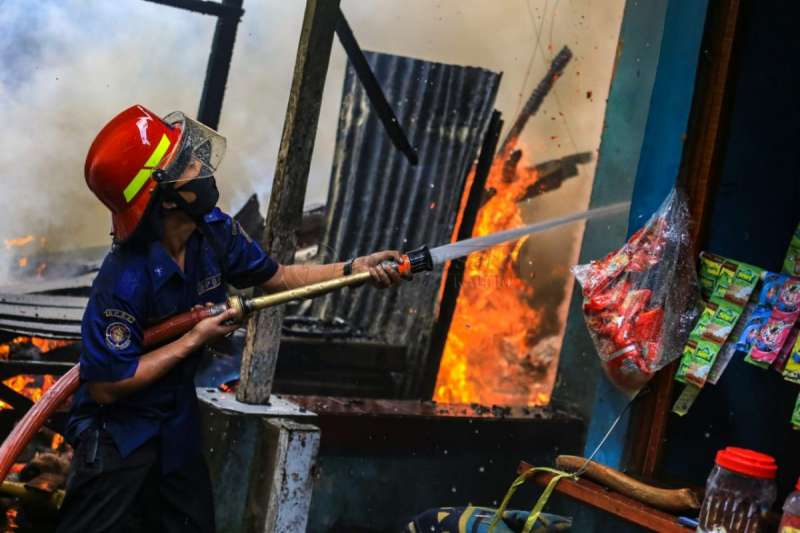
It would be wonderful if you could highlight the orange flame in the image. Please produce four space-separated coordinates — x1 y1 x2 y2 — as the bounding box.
0 336 72 360
51 433 64 450
0 337 73 410
434 141 554 406
4 235 34 248
5 507 18 529
2 374 57 404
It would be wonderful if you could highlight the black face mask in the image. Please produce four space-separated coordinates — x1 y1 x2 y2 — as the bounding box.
166 176 220 218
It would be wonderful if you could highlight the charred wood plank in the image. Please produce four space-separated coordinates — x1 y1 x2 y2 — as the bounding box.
0 273 96 296
0 319 81 339
24 471 65 495
0 384 33 413
516 151 592 201
238 0 341 404
197 0 244 129
0 360 74 376
499 46 573 154
278 337 406 372
142 0 243 18
335 8 418 165
0 303 84 322
0 479 64 509
0 294 87 309
419 110 503 398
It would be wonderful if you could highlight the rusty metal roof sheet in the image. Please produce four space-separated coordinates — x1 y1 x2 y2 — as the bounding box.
313 51 501 395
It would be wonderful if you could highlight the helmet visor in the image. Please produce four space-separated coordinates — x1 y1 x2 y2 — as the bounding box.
157 111 227 183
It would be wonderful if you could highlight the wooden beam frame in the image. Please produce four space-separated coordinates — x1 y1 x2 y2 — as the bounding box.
237 0 341 404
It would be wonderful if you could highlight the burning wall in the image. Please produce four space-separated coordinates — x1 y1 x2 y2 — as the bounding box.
0 1 625 407
435 140 581 406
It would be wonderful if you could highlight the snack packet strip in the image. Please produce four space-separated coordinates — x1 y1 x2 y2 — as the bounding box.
675 340 698 384
675 303 718 382
699 252 725 300
708 302 757 384
745 273 800 367
676 254 760 385
745 309 800 366
679 299 743 387
672 383 702 417
711 259 762 307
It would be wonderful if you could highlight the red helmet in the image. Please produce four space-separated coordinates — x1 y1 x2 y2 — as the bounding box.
85 105 226 242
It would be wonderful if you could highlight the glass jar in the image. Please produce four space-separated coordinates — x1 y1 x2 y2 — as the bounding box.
698 447 777 533
779 477 800 532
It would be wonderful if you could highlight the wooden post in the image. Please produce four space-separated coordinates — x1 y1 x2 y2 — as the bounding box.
237 0 341 404
197 0 245 130
625 0 742 478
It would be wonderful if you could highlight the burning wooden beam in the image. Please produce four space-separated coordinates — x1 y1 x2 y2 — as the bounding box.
499 45 573 154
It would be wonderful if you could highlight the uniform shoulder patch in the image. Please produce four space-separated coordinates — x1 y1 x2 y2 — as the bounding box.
105 322 132 350
103 308 136 324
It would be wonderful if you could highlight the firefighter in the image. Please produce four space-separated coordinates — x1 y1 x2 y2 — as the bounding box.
55 105 406 532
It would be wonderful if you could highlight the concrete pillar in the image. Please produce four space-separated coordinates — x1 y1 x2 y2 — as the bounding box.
198 389 320 533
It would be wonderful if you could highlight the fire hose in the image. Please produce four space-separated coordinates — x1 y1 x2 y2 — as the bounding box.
0 201 629 484
0 248 433 483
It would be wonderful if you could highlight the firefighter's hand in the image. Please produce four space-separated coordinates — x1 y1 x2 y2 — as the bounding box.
353 250 411 288
185 305 239 349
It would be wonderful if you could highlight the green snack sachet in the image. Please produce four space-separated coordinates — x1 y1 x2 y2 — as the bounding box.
681 298 743 387
699 252 725 300
711 259 762 307
672 384 702 417
675 340 698 383
675 253 759 396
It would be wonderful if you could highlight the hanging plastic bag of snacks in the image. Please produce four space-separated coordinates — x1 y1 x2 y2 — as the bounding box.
572 189 699 395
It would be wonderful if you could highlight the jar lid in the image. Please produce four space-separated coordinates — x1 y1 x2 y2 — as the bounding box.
715 447 777 479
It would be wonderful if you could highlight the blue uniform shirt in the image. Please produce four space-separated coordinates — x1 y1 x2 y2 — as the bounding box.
66 208 278 473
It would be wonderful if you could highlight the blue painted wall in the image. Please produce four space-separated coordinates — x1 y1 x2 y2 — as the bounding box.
584 0 710 469
552 2 711 529
554 0 669 427
555 0 710 472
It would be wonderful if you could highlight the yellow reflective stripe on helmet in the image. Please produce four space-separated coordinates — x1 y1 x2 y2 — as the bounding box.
123 134 172 203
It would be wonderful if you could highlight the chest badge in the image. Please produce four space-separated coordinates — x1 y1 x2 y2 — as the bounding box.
197 273 222 295
105 322 132 350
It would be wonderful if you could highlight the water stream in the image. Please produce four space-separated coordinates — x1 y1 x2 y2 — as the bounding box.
429 201 631 265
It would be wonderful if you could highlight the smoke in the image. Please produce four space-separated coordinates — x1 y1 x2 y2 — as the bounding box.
0 0 214 265
0 0 623 277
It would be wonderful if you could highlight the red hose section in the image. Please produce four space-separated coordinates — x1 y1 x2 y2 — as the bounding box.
0 306 214 482
143 308 212 347
0 365 80 481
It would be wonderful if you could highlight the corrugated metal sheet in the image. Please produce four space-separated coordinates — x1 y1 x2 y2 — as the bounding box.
314 51 500 396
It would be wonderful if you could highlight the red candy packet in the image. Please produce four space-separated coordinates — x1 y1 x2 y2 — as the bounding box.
572 189 699 396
